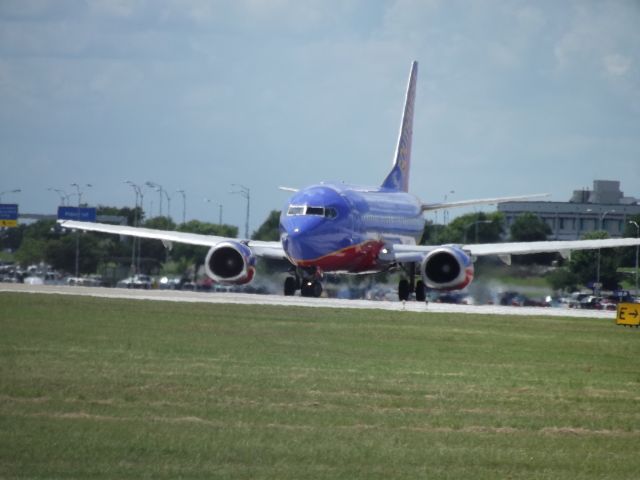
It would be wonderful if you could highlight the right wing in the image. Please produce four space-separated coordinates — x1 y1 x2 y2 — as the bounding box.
421 193 550 212
57 220 287 260
386 237 640 264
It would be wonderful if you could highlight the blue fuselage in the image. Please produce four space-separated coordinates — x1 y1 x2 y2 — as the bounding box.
279 183 424 273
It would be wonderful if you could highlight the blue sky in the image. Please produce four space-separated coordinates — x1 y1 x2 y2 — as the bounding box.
1 0 639 234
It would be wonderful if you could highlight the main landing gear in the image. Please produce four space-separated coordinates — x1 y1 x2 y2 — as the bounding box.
398 263 427 302
283 268 323 298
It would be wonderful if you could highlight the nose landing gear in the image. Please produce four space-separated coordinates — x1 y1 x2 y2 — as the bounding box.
283 268 323 298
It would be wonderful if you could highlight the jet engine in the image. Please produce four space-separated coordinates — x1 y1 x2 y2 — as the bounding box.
420 246 474 290
204 241 256 285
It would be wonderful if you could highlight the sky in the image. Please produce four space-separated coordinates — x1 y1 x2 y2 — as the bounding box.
1 0 639 235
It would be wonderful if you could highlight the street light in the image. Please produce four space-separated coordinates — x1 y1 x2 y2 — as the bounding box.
176 189 186 224
125 181 143 274
231 184 250 239
443 190 455 225
629 220 639 298
70 183 92 280
0 188 21 203
47 188 70 206
146 181 165 217
463 220 492 244
596 209 615 292
205 198 224 225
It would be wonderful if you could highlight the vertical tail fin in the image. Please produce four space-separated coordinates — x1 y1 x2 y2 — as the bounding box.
381 61 418 192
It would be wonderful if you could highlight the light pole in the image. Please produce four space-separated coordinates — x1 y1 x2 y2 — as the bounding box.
596 209 615 292
463 220 492 244
231 184 250 239
70 183 92 280
0 189 21 203
176 190 186 224
48 188 70 206
629 220 639 298
125 181 143 274
205 198 224 226
443 190 455 225
163 190 172 221
146 182 164 217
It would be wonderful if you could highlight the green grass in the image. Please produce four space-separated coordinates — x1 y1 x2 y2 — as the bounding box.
1 293 639 479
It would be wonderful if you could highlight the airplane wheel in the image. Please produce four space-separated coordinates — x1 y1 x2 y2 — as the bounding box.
301 280 323 298
300 281 312 297
415 280 426 302
398 279 410 301
284 277 296 296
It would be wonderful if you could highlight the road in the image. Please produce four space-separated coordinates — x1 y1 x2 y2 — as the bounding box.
0 283 614 319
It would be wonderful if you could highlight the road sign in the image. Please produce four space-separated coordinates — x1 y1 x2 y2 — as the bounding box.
0 203 18 228
616 303 640 327
57 206 97 222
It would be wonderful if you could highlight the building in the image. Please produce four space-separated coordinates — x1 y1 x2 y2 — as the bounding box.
499 180 640 240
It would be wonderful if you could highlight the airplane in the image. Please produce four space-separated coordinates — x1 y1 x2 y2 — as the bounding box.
58 61 640 301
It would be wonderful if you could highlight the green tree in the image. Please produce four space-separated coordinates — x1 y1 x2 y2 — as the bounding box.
546 268 578 292
510 213 551 241
15 237 48 266
97 205 144 226
569 231 620 291
509 212 555 265
619 215 640 268
252 210 281 241
434 212 504 245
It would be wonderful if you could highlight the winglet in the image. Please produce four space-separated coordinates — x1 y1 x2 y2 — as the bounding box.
381 61 418 192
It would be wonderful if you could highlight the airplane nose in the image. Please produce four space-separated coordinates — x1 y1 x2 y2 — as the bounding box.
281 216 323 261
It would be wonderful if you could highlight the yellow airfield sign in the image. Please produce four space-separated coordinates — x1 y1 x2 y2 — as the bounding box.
0 219 17 228
616 303 640 327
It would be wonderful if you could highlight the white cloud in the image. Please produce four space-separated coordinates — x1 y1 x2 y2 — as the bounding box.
603 53 631 77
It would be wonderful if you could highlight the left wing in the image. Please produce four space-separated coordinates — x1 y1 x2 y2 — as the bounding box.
57 220 287 260
421 193 550 212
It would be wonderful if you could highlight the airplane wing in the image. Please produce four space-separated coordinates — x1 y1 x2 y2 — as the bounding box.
421 193 550 212
387 237 640 264
57 220 287 260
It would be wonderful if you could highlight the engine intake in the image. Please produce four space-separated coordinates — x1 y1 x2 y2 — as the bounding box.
420 246 474 290
205 241 256 285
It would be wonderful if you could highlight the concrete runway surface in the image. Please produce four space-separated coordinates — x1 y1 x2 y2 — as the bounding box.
0 283 614 319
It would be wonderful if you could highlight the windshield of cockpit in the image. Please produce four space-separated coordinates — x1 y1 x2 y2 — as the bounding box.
287 205 337 219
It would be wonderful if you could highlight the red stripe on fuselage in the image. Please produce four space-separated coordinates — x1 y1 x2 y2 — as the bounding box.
290 240 385 273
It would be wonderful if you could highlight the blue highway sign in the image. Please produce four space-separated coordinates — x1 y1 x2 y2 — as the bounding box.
57 206 97 222
0 203 18 227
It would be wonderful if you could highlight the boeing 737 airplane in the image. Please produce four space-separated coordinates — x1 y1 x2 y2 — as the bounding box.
59 61 640 301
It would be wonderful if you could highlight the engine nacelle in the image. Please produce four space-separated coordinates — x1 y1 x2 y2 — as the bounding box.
420 246 474 290
204 241 256 285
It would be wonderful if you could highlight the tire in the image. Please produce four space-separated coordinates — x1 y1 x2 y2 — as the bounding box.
398 279 410 301
311 280 323 298
284 277 296 296
415 280 426 302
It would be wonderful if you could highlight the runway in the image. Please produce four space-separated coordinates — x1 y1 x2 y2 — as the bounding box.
0 283 615 319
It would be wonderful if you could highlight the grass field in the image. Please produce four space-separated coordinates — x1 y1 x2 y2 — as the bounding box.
1 292 639 479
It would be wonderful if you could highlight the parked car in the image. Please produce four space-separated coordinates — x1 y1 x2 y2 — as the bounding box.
116 274 152 289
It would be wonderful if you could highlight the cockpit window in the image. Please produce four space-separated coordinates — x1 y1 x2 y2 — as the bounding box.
287 205 338 219
324 208 337 219
306 206 324 216
287 205 306 216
